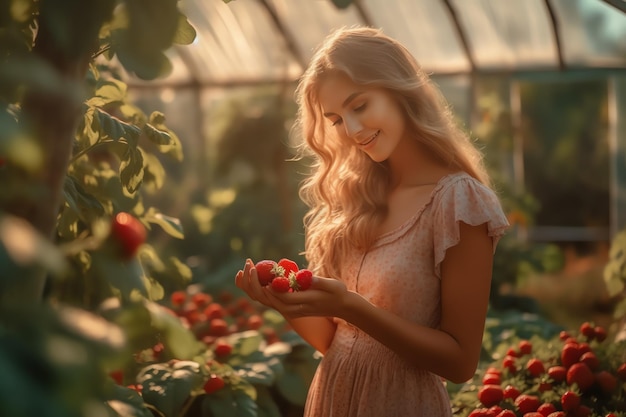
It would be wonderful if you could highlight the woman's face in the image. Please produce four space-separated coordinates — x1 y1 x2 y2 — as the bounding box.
317 72 408 163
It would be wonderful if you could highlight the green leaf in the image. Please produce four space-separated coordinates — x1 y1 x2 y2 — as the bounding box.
141 152 166 191
274 372 308 407
143 275 165 301
253 386 282 417
143 123 172 146
77 106 100 147
231 331 263 357
63 175 106 223
91 253 147 300
173 13 196 45
144 209 184 239
95 79 127 105
203 390 258 417
96 108 142 142
144 300 205 359
120 147 145 194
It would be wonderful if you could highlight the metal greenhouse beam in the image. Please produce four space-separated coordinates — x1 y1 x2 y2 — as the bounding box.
601 0 626 13
441 0 476 72
544 0 566 71
257 0 308 69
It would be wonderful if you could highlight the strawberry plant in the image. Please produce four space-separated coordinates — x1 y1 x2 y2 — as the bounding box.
604 229 626 326
451 321 626 417
107 286 322 417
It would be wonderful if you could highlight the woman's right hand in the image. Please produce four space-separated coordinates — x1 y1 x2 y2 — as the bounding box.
234 259 278 310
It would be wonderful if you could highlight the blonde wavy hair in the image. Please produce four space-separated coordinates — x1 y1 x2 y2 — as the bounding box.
293 26 490 278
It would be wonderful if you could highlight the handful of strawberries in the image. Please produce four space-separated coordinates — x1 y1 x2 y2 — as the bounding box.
255 258 313 292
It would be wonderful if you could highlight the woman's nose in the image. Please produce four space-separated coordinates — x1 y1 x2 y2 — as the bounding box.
343 115 362 138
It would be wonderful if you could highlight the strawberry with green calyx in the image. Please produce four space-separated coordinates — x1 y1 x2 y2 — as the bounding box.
291 269 313 291
278 258 299 278
255 259 283 286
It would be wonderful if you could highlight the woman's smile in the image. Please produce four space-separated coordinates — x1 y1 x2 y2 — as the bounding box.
358 130 380 147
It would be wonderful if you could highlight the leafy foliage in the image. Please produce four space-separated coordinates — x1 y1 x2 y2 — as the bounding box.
604 229 626 321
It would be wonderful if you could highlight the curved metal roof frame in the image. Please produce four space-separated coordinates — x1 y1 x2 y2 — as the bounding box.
124 0 626 88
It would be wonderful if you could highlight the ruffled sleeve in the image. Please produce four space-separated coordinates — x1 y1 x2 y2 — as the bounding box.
432 175 510 278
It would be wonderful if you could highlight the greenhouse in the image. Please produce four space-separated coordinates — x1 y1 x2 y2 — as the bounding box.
1 0 626 416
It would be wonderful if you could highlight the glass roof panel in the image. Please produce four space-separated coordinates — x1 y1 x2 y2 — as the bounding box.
551 0 626 68
122 0 626 88
363 0 471 74
265 0 362 64
451 0 559 71
177 0 301 84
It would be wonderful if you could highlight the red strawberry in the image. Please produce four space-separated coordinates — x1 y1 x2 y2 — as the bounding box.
109 369 124 385
547 366 567 383
515 394 540 414
478 384 504 407
255 260 280 286
506 347 519 357
559 331 571 341
277 258 299 278
616 363 626 380
489 405 502 415
503 384 520 400
522 413 543 417
482 373 501 385
170 290 187 307
560 391 580 412
270 276 290 293
209 318 229 336
593 326 607 342
580 322 595 340
204 303 225 320
502 355 517 374
496 410 516 417
579 351 599 371
191 292 212 308
203 375 225 394
567 362 594 391
110 212 146 259
595 370 617 393
519 340 532 355
247 314 263 330
293 269 313 291
577 342 591 355
214 341 232 356
574 405 591 417
526 358 545 377
560 343 581 368
468 409 491 417
537 403 557 416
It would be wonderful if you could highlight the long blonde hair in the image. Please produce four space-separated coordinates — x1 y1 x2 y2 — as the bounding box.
293 26 490 278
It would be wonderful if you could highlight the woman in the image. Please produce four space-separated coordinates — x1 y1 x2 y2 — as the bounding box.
236 26 509 416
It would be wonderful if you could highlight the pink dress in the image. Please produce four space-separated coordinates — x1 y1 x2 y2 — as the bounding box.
303 172 509 417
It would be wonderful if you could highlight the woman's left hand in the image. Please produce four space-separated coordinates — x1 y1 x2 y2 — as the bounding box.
266 275 350 319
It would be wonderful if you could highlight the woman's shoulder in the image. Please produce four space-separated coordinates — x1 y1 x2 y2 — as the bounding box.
433 171 497 201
